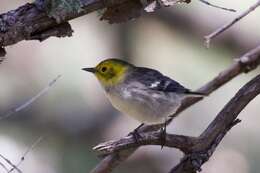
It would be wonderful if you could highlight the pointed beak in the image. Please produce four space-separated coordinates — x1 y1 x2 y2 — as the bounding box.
82 67 96 73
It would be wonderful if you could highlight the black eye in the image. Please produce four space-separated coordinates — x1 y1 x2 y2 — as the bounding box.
101 66 107 72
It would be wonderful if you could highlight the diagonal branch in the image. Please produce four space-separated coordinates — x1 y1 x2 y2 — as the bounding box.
170 73 260 173
90 45 260 173
204 0 260 47
1 75 62 120
198 0 236 12
0 154 22 173
9 136 44 173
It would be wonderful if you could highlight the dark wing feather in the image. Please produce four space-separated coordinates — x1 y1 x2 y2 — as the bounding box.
127 67 192 94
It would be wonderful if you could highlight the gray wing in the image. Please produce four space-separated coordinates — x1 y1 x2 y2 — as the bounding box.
127 67 192 94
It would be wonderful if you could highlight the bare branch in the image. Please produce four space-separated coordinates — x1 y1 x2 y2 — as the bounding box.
0 136 44 173
90 45 260 173
0 0 191 56
9 136 44 173
198 0 236 12
0 75 62 120
93 132 196 155
0 161 10 173
0 0 112 52
177 44 260 113
170 73 260 173
204 0 260 47
0 154 22 173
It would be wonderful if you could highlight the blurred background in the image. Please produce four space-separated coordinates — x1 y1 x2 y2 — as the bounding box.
0 0 260 173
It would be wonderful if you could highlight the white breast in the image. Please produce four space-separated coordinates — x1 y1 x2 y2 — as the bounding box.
105 85 183 124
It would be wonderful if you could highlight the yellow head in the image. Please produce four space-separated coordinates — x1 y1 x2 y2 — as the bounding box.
82 59 133 87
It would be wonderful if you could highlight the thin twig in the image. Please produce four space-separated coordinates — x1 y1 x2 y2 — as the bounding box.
8 136 45 173
0 154 22 173
204 0 260 48
0 75 62 120
0 161 9 173
198 0 236 12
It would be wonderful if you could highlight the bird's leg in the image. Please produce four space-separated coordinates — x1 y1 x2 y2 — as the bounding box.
128 123 144 143
159 121 167 149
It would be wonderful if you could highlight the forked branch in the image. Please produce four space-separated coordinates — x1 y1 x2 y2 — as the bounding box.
169 73 260 173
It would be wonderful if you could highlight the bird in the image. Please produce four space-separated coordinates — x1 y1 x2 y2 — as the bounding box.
82 58 205 145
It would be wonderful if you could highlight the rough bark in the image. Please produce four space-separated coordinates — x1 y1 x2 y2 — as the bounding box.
0 0 191 57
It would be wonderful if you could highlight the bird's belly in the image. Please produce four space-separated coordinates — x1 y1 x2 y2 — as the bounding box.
106 91 181 124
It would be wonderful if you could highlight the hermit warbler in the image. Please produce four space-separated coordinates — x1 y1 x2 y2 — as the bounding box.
82 59 204 131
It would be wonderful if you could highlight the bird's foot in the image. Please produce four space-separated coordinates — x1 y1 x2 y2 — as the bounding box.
128 123 144 144
129 129 142 144
159 123 166 149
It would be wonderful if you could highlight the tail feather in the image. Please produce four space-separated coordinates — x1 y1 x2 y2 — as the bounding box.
185 90 208 96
